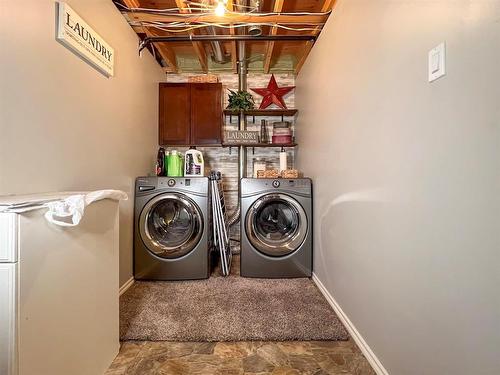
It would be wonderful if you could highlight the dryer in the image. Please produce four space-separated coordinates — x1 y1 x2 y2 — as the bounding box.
240 178 312 278
134 176 211 280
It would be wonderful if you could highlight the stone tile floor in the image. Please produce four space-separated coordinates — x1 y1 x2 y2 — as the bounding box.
105 339 375 374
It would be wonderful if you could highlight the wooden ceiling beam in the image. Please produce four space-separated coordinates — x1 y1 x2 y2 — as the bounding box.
321 0 336 12
175 0 208 72
126 12 328 25
145 29 178 73
123 0 178 72
294 0 336 75
263 0 284 74
122 0 140 8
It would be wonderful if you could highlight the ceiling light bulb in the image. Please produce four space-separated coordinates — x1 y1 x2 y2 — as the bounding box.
215 1 225 16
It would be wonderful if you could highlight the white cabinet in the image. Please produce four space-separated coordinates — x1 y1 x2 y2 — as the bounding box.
0 263 18 375
0 198 120 375
0 212 18 375
0 213 18 262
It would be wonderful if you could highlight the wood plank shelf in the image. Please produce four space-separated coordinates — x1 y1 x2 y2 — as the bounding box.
223 109 298 117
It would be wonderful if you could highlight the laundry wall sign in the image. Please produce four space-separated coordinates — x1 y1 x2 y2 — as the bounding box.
56 2 114 77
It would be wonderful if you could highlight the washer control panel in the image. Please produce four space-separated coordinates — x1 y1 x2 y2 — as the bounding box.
136 176 209 195
272 180 280 188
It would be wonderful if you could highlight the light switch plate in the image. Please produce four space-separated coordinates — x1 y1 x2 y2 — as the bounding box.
429 42 446 82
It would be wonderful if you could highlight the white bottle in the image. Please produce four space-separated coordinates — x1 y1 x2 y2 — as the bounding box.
279 148 287 172
184 148 205 177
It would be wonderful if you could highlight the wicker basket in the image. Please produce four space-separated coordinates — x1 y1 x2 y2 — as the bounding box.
256 170 280 178
256 170 266 178
188 74 219 83
264 169 280 178
281 169 299 178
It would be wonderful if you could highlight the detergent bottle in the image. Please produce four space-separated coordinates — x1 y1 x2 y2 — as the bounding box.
184 147 204 177
156 147 166 176
167 150 183 177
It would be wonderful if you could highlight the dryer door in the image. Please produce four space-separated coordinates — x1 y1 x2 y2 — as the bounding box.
139 193 203 259
246 193 307 257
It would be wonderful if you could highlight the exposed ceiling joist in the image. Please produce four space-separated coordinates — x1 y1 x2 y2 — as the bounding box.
145 29 178 73
122 0 140 8
263 0 284 74
118 0 334 75
191 40 209 72
125 11 329 25
295 0 336 74
123 0 177 72
175 0 208 72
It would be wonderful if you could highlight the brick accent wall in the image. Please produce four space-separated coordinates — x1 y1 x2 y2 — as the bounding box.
165 73 297 248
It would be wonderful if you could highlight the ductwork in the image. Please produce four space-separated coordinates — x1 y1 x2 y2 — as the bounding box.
208 26 230 64
247 0 263 36
235 0 247 12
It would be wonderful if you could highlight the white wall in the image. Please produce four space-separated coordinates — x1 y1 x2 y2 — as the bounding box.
296 1 500 374
0 1 165 286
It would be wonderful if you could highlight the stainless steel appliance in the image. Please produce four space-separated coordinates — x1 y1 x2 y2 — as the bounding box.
240 178 312 278
134 176 211 280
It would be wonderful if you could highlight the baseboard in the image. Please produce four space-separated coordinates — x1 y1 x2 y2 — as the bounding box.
312 273 389 375
119 277 135 296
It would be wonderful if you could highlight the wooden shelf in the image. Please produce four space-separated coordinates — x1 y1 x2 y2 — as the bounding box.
222 143 297 148
223 109 298 117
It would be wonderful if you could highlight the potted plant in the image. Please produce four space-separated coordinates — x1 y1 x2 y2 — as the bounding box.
227 90 255 111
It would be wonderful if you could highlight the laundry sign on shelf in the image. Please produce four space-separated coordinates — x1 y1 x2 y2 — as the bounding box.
224 130 260 144
56 2 114 77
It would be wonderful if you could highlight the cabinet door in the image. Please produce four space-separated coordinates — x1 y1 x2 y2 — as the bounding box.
159 83 190 145
0 263 17 375
190 83 222 145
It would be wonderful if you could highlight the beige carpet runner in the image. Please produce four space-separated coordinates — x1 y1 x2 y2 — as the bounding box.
120 260 349 342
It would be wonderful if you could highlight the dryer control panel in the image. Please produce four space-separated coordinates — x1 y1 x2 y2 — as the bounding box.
240 178 312 197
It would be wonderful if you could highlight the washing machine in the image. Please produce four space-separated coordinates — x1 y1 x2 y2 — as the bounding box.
134 176 211 280
240 178 312 278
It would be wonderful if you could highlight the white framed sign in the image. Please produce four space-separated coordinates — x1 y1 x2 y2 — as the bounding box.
56 2 114 77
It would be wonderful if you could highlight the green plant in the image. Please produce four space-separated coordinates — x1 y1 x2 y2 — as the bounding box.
227 90 255 111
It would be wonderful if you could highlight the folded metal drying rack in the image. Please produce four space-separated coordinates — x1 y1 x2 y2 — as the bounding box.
209 171 232 276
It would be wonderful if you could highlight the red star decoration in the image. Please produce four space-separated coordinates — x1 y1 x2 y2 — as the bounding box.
250 74 295 110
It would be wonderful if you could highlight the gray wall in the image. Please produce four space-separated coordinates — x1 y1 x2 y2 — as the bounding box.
0 1 165 286
296 1 500 374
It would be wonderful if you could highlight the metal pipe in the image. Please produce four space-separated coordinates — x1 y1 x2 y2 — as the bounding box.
227 0 249 228
238 41 247 92
227 40 248 227
139 34 316 52
238 40 247 180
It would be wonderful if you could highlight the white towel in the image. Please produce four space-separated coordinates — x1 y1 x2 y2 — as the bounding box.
0 190 127 227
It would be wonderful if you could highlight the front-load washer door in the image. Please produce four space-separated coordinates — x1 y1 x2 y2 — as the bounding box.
246 193 307 257
139 193 203 259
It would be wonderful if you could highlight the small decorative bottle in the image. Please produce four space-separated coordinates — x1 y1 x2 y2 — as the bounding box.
260 119 269 143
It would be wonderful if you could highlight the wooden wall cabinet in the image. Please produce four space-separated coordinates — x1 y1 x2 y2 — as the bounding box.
159 82 223 146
